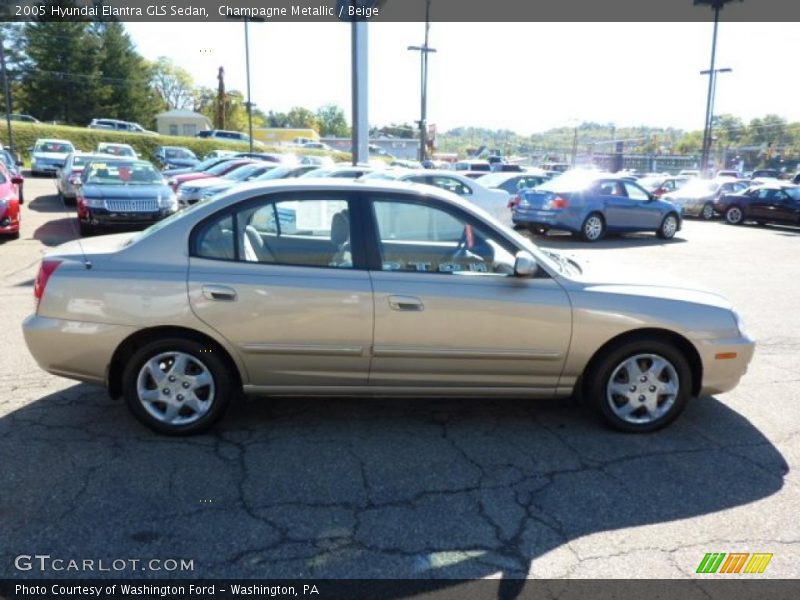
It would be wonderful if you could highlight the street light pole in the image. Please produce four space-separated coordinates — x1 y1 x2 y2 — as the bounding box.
408 0 436 163
0 31 14 154
700 66 732 172
695 0 740 176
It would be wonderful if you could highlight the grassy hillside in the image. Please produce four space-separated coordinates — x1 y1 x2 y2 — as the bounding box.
0 122 351 164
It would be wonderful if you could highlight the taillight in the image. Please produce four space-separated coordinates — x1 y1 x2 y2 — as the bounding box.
550 195 569 209
508 194 521 209
33 259 61 311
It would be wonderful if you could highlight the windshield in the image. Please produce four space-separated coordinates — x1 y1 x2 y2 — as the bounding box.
299 168 333 178
636 176 665 191
476 173 514 187
73 155 104 167
125 201 204 246
85 161 163 185
192 157 224 171
99 145 135 157
165 148 196 159
206 161 245 176
536 171 600 193
35 141 74 153
223 163 265 181
674 180 719 196
255 166 296 180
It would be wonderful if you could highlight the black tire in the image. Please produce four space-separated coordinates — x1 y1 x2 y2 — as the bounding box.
122 336 233 435
63 195 76 207
584 338 692 433
78 220 94 236
657 213 679 239
701 202 714 220
725 205 744 225
580 212 605 242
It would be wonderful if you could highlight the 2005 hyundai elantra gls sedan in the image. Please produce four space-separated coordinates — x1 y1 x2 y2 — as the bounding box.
23 179 755 435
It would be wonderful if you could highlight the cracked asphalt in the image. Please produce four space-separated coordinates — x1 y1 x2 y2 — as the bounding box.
0 178 798 584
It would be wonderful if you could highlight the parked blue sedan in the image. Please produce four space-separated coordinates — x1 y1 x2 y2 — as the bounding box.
512 172 682 241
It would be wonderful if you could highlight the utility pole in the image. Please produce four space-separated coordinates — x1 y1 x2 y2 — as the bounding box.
0 30 14 154
408 0 436 163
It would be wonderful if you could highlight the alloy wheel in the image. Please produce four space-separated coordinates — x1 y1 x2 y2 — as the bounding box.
606 353 680 425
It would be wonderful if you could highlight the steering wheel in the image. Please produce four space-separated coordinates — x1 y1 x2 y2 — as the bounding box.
446 225 488 265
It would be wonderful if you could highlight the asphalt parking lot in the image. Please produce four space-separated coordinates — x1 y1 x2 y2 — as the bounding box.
1 176 798 583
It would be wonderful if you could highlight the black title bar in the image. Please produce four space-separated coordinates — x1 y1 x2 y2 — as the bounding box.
0 0 797 22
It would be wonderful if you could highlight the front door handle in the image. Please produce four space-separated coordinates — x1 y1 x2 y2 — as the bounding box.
388 295 424 311
202 285 237 301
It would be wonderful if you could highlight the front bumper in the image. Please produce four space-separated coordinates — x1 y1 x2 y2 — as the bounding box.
0 213 19 233
22 314 136 385
697 335 756 396
81 206 177 227
31 162 64 174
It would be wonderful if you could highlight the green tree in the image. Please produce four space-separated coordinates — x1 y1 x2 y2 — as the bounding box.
315 104 349 137
21 15 107 124
150 56 195 110
286 106 318 130
93 22 160 127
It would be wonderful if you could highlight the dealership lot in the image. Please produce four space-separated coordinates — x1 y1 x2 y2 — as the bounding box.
0 176 799 581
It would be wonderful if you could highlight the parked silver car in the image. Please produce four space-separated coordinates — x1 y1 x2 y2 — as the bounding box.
23 180 754 435
56 152 114 205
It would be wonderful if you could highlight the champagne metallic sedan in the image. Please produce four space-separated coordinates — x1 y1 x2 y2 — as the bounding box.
22 179 755 435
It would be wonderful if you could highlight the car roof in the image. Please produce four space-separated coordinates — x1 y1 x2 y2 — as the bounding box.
35 138 72 144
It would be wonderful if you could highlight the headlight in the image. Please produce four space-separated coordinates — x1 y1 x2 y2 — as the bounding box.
85 198 104 208
732 310 749 338
159 193 178 209
0 197 8 208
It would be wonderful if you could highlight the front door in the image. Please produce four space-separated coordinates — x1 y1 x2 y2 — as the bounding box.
187 192 373 387
364 194 572 390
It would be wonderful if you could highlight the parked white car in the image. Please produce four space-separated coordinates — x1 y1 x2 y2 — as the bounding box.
30 138 75 176
363 169 511 224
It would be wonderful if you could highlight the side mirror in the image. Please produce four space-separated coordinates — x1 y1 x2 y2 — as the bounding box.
68 174 82 186
513 251 538 278
11 175 23 185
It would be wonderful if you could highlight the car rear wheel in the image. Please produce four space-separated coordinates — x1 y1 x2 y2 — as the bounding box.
725 206 744 225
122 337 232 435
580 213 605 242
701 203 714 220
657 213 679 239
585 339 692 433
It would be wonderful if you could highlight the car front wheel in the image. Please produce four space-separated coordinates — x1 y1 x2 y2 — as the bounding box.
725 206 744 225
701 202 714 220
122 337 233 435
657 213 679 239
585 339 692 433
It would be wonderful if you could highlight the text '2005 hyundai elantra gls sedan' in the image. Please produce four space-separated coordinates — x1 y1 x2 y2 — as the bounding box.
23 179 755 435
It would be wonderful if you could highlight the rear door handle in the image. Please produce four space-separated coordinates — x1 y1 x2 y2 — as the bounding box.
202 285 237 301
388 295 424 311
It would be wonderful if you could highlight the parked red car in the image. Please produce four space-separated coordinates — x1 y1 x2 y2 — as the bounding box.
169 159 255 191
0 162 23 238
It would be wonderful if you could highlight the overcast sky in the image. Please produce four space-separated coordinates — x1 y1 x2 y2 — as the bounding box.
124 22 799 134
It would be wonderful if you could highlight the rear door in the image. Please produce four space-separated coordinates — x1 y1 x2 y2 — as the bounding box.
187 191 374 388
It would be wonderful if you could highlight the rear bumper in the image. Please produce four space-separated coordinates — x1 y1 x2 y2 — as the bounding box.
697 335 756 396
512 208 575 231
22 314 136 386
